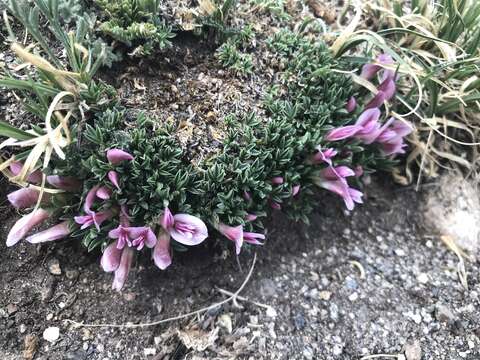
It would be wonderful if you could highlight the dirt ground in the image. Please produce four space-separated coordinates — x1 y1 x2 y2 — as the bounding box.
1 176 479 360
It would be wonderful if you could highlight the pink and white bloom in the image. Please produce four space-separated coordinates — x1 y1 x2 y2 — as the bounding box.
160 208 208 246
112 247 134 292
26 221 71 244
376 119 413 155
218 223 243 255
152 230 172 270
108 171 120 190
270 201 282 210
46 175 82 192
6 208 50 247
107 149 134 165
7 188 47 209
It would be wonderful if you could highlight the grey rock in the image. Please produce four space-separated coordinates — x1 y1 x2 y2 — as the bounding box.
405 341 422 360
435 304 456 324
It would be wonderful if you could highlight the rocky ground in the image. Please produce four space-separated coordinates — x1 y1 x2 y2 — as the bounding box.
1 176 479 360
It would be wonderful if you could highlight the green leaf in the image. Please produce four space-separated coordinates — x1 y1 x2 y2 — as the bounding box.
0 120 36 140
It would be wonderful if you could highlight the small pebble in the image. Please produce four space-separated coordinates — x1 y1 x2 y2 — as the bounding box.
43 327 60 343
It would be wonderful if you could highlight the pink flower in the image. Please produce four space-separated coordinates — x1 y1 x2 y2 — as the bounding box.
326 125 362 141
365 91 387 110
10 161 43 184
74 210 112 231
6 209 50 247
46 175 82 192
360 54 394 80
270 201 282 210
112 247 134 292
311 147 338 165
272 177 284 185
246 213 258 221
107 149 134 165
108 171 120 190
129 227 157 250
292 185 301 196
353 108 383 144
26 221 71 244
101 242 123 272
84 185 100 213
218 223 243 255
96 186 112 200
109 225 133 249
243 191 252 201
314 166 363 211
346 96 357 113
376 119 413 156
354 166 364 177
152 230 172 270
160 208 208 246
244 232 265 245
7 188 47 209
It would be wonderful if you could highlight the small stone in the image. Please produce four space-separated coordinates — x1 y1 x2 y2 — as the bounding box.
293 313 306 330
19 324 27 333
66 269 79 280
348 293 359 302
144 348 156 356
319 291 332 301
123 292 136 301
97 344 104 353
405 341 422 360
43 327 60 343
435 304 456 323
7 303 18 315
83 342 89 351
48 259 62 275
266 307 277 318
217 314 233 334
259 279 277 298
417 273 429 284
46 313 54 321
23 334 38 360
395 248 406 256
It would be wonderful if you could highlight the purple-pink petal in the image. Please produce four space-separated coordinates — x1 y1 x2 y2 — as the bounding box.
112 247 134 292
246 213 258 222
218 223 243 255
46 175 82 192
326 125 362 141
10 162 43 184
107 149 134 165
292 185 301 197
26 221 71 244
244 232 265 245
7 188 43 209
378 78 396 101
170 214 208 246
160 207 174 230
152 231 172 270
108 171 120 190
346 96 357 113
84 185 100 213
96 186 112 200
365 91 387 110
101 242 123 272
6 208 50 247
272 177 284 185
